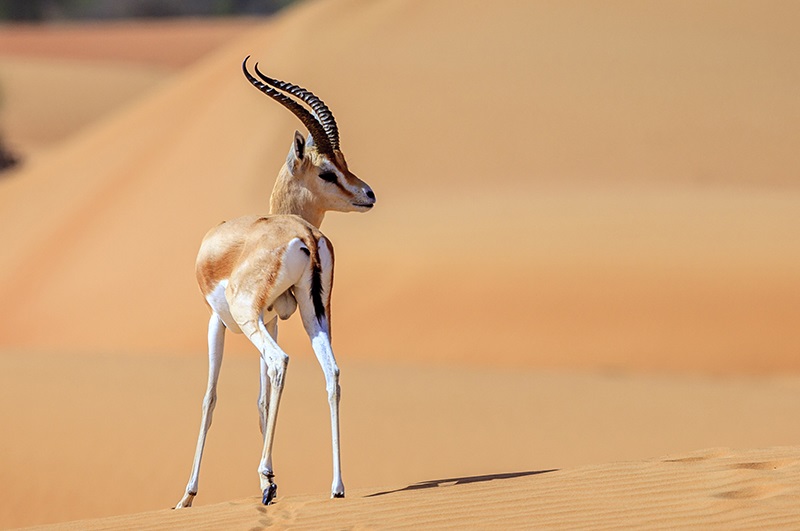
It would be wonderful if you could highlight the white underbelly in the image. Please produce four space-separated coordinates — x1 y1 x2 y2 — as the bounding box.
205 279 242 334
205 280 298 334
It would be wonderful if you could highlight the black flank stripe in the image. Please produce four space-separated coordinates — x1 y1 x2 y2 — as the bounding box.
311 258 326 322
306 229 326 323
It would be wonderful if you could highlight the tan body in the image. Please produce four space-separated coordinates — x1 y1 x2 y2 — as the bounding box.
196 215 329 333
175 58 375 509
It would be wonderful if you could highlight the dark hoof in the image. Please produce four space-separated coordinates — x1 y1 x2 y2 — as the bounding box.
262 483 278 505
333 492 345 499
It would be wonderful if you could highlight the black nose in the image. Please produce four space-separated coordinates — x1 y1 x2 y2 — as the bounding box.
366 189 375 200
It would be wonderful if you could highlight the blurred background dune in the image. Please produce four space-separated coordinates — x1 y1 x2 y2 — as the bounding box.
1 0 798 372
1 0 799 527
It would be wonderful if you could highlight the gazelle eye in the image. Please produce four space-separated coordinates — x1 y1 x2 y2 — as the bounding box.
318 171 337 183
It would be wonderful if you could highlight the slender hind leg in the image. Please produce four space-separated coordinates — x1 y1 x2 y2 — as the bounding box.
258 319 289 504
258 358 270 437
175 313 226 509
258 318 277 479
239 316 289 505
232 237 310 504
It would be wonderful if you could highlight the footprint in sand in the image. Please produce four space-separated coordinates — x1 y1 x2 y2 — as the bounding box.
729 459 796 471
663 449 731 463
714 484 785 500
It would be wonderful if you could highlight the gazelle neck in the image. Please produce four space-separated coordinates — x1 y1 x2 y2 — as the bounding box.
268 164 326 228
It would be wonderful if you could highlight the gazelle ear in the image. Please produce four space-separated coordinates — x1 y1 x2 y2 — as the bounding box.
305 133 316 149
293 130 306 159
287 130 305 173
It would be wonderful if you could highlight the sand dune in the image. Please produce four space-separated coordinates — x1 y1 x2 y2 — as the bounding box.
0 18 263 156
0 57 167 155
0 0 798 372
1 0 799 528
4 349 800 528
26 446 800 529
0 18 263 68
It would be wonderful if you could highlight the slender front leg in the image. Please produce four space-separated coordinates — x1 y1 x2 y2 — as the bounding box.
175 313 226 509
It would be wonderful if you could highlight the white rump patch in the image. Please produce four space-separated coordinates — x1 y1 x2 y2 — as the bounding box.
283 238 311 282
261 238 311 320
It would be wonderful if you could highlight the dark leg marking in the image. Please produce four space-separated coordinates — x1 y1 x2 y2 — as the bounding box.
262 482 278 505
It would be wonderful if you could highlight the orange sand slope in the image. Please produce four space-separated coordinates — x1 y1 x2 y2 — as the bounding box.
28 447 800 530
4 349 800 528
0 18 263 68
0 0 799 372
0 18 263 156
0 57 167 155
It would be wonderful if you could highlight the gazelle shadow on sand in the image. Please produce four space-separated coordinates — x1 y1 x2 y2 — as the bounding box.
366 470 558 498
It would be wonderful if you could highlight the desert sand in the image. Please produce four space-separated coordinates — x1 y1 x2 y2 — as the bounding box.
6 351 800 529
1 0 799 528
25 446 800 529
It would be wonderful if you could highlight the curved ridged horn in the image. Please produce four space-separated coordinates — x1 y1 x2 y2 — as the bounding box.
242 56 334 155
253 63 341 152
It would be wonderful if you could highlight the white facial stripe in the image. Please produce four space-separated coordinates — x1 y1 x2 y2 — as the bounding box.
317 160 371 206
319 165 357 197
321 164 340 175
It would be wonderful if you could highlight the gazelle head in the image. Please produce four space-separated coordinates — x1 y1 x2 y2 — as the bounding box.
243 57 376 227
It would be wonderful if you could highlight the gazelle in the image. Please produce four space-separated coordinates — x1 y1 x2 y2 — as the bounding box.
175 56 375 509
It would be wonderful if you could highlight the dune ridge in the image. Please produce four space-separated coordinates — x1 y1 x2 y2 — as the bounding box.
26 447 800 530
